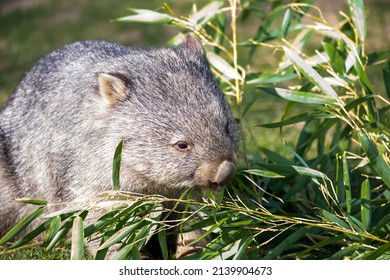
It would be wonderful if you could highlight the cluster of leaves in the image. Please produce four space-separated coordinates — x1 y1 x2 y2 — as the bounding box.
1 0 389 259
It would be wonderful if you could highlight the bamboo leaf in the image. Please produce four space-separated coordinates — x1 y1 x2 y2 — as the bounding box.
189 1 223 26
342 152 352 213
259 87 338 105
297 235 345 259
207 52 242 80
43 216 61 246
320 209 350 230
233 236 253 260
246 71 297 85
0 206 45 245
70 215 85 260
263 227 308 259
358 132 390 188
46 218 75 251
282 46 339 100
97 220 142 251
243 169 285 178
8 219 53 250
281 8 292 38
257 113 310 128
112 139 124 191
117 9 173 24
158 229 168 260
360 179 372 230
359 241 390 260
348 0 367 42
15 198 48 205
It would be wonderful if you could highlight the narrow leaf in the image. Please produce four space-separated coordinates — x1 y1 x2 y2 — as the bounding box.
15 198 48 205
98 220 142 251
348 0 367 42
117 9 173 24
243 169 285 178
360 241 390 260
43 216 61 246
264 227 308 259
342 152 352 213
360 179 372 229
189 1 223 26
112 139 124 191
257 113 310 128
281 8 292 38
358 132 390 188
207 52 242 80
283 46 339 99
259 87 338 105
46 222 73 251
0 206 45 245
71 215 85 260
158 230 168 260
233 236 253 260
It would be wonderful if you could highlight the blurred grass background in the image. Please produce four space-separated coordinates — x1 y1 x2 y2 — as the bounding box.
1 0 388 101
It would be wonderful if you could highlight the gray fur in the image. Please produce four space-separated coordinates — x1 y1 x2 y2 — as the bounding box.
0 37 239 253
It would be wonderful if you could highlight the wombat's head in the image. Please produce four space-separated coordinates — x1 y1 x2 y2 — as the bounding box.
97 36 240 194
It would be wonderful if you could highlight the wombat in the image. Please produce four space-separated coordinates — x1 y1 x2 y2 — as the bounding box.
0 36 239 258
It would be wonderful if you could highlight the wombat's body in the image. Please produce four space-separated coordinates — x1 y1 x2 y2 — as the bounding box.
0 37 239 257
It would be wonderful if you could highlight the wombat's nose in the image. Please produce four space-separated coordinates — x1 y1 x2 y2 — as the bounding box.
211 160 236 186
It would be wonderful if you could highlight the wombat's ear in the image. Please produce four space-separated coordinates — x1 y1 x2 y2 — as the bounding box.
98 73 129 106
182 35 205 56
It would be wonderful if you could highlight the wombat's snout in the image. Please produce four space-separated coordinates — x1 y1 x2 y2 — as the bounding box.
213 160 236 186
196 159 237 189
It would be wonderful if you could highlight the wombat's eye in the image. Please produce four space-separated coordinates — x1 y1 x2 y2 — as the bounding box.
174 141 192 152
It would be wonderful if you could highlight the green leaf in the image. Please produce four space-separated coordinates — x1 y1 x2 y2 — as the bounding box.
264 227 308 259
207 52 242 81
117 9 173 24
246 71 297 85
258 87 338 105
282 46 339 100
0 206 45 245
8 218 53 250
320 209 350 230
243 169 285 178
15 198 48 205
297 235 345 259
360 179 372 230
112 139 124 191
257 113 310 128
281 8 291 38
322 42 345 74
359 241 390 260
46 217 75 251
342 152 352 213
358 132 390 188
158 229 168 260
372 214 390 237
189 1 223 26
97 220 142 251
233 236 253 260
43 216 61 246
348 0 367 42
70 215 85 260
